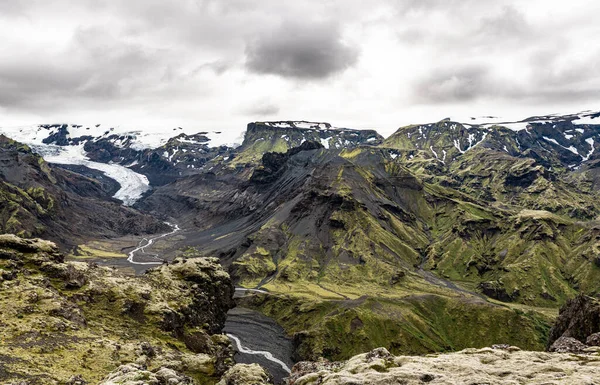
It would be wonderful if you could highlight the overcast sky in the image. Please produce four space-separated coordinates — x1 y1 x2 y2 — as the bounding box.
1 0 599 137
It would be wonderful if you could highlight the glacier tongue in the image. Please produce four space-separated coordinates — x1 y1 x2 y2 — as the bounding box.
34 144 149 206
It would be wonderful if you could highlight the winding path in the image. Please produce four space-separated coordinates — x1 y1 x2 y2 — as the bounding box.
127 222 180 265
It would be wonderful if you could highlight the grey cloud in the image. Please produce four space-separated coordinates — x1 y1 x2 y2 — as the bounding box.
0 26 161 109
192 61 231 76
477 6 531 39
241 103 280 116
245 21 359 80
392 0 504 15
413 53 600 105
0 0 26 16
414 66 493 103
529 49 600 88
0 0 598 124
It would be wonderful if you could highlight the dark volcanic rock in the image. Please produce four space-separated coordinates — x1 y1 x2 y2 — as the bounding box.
478 281 519 302
250 140 324 184
547 294 600 349
42 124 70 146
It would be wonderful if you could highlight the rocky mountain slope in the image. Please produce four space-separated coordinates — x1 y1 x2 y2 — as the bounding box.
0 135 168 248
3 121 382 187
133 111 600 362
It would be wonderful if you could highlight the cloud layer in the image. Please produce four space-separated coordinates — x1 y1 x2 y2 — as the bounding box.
0 0 599 135
245 21 359 79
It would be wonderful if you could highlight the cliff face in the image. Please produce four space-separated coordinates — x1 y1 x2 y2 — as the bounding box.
0 234 235 384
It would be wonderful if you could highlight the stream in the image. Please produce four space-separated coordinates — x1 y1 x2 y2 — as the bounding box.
38 142 294 381
224 306 294 384
127 222 180 265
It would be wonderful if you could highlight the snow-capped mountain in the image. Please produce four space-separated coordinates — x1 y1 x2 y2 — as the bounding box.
1 111 598 207
384 110 600 170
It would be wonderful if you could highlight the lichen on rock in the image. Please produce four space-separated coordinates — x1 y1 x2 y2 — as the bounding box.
287 346 600 384
216 363 273 385
0 234 235 384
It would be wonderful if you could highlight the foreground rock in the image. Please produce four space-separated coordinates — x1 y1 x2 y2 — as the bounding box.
216 364 273 385
99 364 195 385
547 294 600 350
0 234 235 384
288 347 600 384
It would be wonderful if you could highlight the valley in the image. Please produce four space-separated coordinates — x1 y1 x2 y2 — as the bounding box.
0 111 599 383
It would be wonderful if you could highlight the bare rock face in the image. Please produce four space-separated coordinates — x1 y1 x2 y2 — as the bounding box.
547 294 600 349
287 347 600 385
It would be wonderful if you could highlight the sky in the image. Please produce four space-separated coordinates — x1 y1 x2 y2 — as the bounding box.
0 0 599 138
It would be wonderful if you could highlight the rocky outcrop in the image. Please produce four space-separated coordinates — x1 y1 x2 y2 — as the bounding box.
99 364 195 385
0 234 235 384
216 364 273 385
548 337 588 353
547 294 600 349
249 141 323 184
287 347 600 384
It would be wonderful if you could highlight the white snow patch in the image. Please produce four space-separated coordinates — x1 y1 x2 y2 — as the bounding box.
320 137 331 149
467 133 475 148
453 139 465 154
582 138 595 161
496 122 530 131
430 146 438 159
543 137 560 146
542 136 581 156
572 115 600 125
